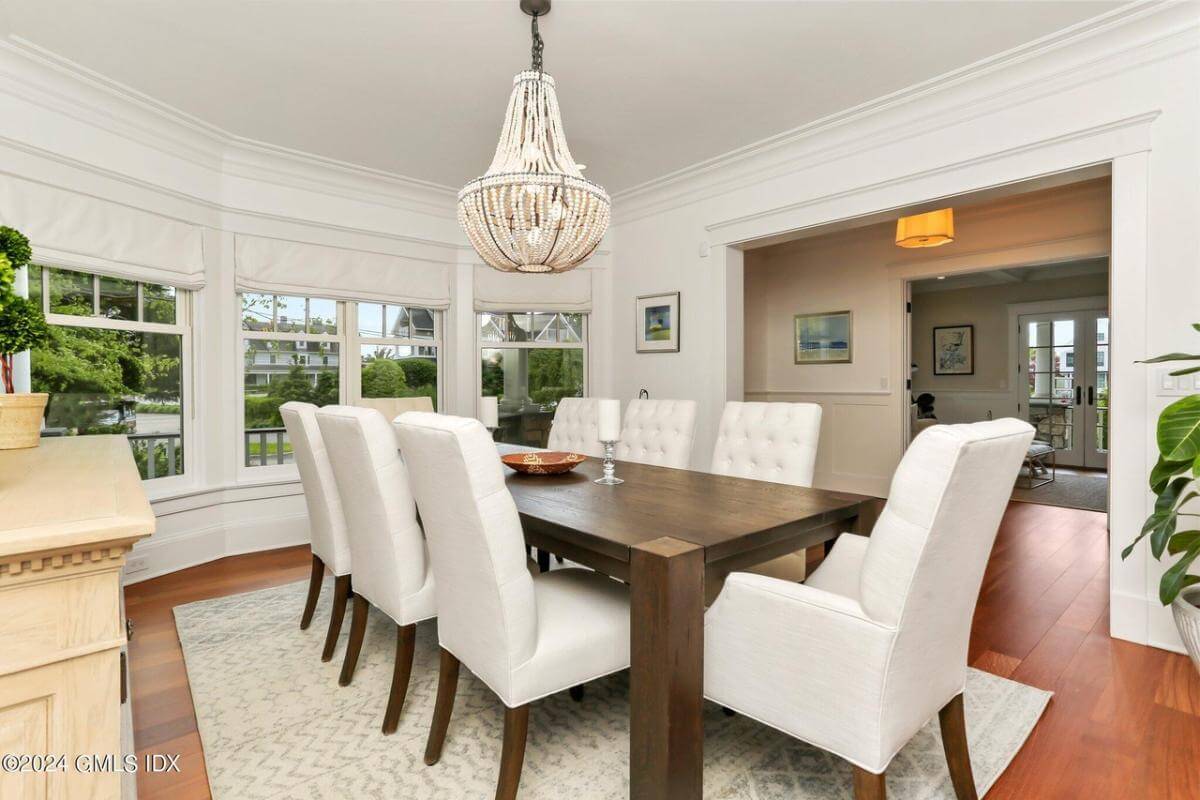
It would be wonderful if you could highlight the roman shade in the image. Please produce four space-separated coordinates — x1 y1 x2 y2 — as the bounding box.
235 235 452 309
472 265 592 312
0 175 205 288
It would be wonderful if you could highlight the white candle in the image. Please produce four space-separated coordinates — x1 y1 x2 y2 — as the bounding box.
597 398 621 442
479 396 499 429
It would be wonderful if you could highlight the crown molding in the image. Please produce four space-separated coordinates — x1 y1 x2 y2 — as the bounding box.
611 1 1198 224
0 37 459 220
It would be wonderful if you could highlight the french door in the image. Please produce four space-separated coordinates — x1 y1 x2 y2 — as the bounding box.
1018 310 1109 469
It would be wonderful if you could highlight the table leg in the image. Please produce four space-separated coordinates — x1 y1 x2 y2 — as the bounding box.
630 537 705 800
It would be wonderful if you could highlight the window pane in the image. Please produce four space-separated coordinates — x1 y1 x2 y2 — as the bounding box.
479 311 581 343
99 276 138 320
243 340 340 467
49 268 93 315
241 293 274 331
386 305 410 338
143 283 177 324
357 303 383 337
482 347 584 447
407 307 436 340
360 345 437 410
275 295 306 333
308 298 337 335
32 327 184 480
27 264 42 309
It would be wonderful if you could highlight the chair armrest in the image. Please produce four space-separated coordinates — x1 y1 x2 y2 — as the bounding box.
804 532 869 598
704 572 896 765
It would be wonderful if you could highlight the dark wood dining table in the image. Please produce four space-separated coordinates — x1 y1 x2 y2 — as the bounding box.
502 453 879 800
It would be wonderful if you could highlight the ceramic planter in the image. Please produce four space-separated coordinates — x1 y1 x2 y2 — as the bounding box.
1172 584 1200 675
0 392 48 449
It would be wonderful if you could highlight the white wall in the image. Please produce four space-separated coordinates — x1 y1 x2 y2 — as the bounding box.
0 38 612 583
607 4 1199 653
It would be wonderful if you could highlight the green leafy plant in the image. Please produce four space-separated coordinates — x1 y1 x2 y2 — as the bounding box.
1123 323 1200 605
0 295 50 393
0 226 32 306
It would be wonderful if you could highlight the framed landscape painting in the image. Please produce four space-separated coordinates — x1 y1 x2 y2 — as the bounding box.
933 324 974 375
636 292 680 353
794 310 852 364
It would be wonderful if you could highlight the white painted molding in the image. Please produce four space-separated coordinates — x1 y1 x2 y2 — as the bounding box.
0 37 458 219
614 3 1195 222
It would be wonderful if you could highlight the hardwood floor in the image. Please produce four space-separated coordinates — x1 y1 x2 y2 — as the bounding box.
124 502 1200 800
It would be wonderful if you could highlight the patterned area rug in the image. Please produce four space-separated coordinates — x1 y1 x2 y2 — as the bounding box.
175 580 1051 800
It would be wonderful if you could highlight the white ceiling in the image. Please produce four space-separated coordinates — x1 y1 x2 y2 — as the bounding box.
0 0 1123 194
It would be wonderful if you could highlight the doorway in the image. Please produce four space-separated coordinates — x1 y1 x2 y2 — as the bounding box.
1017 310 1109 469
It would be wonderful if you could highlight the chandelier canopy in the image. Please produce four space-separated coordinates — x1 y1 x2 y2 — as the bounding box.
458 0 610 273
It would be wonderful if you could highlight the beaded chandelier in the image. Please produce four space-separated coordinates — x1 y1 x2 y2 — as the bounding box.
458 0 610 273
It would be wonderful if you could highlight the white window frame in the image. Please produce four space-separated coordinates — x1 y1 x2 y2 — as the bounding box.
475 310 590 411
237 294 443 481
32 264 195 492
345 302 444 409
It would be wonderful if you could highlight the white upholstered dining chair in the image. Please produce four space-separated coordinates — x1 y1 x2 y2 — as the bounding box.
394 412 630 800
709 401 823 588
279 402 354 662
546 396 603 457
705 419 1034 800
315 405 437 734
614 398 697 469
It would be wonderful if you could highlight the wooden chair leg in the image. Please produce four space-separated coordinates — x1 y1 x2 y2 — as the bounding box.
300 554 324 630
338 595 369 686
321 574 352 662
938 693 979 800
424 648 461 765
537 549 551 573
853 766 886 800
496 704 530 800
381 624 417 734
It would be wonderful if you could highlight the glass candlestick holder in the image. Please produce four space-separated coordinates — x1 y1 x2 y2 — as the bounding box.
594 440 624 485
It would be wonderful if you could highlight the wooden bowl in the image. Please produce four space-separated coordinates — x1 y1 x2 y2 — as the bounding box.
501 451 587 475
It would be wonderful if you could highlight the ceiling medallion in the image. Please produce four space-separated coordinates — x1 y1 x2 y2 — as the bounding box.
458 0 610 273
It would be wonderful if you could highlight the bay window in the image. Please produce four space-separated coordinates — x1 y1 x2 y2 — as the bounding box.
479 311 586 448
240 293 441 469
28 264 190 482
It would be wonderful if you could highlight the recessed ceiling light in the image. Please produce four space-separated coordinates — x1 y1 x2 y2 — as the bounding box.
937 276 946 280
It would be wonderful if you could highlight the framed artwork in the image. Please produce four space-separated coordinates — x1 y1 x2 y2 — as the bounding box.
933 324 974 375
794 310 852 364
636 292 680 353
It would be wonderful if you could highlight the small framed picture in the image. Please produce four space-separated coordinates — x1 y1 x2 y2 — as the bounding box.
794 310 852 364
636 292 680 353
933 324 974 375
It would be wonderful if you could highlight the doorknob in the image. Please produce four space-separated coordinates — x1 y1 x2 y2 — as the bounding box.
1075 385 1082 405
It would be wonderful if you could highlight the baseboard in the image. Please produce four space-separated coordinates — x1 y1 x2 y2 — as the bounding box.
124 511 310 585
1110 588 1186 655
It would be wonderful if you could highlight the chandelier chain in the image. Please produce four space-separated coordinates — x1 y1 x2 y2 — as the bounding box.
531 14 544 73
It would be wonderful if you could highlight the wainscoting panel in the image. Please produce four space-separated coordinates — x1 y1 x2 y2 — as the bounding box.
745 391 899 497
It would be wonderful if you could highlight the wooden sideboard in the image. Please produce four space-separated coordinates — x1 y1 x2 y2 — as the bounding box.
0 436 154 800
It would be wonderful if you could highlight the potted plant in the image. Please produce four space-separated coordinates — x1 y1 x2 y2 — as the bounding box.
1124 323 1200 673
0 226 50 449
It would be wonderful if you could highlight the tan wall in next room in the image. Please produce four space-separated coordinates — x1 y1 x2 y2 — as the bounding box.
911 270 1110 394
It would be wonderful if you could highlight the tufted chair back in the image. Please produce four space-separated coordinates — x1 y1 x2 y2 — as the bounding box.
315 405 431 624
280 401 352 576
710 401 822 487
547 397 603 457
394 412 538 702
614 399 698 469
354 395 434 421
